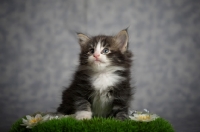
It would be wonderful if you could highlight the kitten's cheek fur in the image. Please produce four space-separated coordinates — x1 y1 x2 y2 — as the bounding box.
75 111 92 120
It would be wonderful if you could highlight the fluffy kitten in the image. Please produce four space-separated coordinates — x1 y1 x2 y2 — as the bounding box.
57 29 133 120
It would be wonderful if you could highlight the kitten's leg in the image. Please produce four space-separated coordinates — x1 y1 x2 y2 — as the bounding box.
109 100 129 120
74 99 92 120
115 107 129 120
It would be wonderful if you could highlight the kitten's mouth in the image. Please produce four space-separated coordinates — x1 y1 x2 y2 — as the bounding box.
93 59 105 64
94 60 102 63
95 59 101 62
94 58 105 63
94 58 101 62
89 58 106 65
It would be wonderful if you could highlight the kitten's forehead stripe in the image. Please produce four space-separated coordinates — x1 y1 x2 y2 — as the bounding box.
96 41 102 53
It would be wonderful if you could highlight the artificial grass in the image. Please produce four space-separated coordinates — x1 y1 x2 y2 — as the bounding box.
10 116 174 132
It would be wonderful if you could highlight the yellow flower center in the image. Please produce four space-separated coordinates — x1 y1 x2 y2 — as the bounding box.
29 118 42 124
137 114 151 120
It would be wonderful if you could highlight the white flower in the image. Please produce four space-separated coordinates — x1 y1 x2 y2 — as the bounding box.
49 115 59 120
129 113 159 122
21 114 49 128
21 113 71 129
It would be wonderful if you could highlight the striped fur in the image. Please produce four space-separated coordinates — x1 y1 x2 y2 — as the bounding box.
57 29 134 120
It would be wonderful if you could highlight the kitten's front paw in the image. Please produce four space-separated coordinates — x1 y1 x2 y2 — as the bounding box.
116 112 129 121
75 111 92 120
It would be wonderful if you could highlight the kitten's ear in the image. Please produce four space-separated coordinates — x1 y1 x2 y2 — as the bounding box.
77 33 90 47
115 29 129 53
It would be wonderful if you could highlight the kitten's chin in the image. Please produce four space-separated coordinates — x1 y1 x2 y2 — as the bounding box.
94 60 103 64
90 61 109 71
91 59 104 65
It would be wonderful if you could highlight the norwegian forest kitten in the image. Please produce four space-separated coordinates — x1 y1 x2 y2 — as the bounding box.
57 29 133 120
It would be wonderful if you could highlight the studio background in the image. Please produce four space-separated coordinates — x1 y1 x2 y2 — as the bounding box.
0 0 200 132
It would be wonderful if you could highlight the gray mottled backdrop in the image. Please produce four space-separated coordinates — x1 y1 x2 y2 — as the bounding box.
0 0 200 132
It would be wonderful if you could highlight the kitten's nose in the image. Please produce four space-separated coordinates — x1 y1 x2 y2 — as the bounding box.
93 53 100 59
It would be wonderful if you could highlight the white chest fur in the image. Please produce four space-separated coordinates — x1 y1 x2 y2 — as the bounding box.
91 69 125 93
90 67 125 117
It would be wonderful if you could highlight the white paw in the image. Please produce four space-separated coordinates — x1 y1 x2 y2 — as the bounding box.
75 111 92 120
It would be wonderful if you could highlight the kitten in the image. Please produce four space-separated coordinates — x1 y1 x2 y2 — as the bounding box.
57 29 133 120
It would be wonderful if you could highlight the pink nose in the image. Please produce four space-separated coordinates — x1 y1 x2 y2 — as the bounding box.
93 53 100 59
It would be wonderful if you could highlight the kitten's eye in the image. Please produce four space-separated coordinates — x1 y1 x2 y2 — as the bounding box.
102 48 109 54
89 48 94 54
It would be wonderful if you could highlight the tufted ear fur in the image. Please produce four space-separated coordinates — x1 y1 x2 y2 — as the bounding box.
115 29 129 53
77 33 90 47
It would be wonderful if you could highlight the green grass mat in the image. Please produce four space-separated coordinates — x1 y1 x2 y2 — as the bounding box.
10 117 174 132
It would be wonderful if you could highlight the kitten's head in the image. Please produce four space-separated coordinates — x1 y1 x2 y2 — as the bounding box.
77 29 132 71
